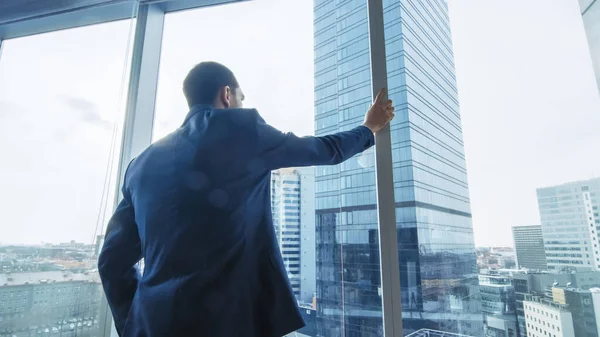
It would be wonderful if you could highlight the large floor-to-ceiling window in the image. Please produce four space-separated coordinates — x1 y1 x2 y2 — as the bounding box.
314 1 387 335
2 0 600 337
383 0 480 334
0 6 137 337
314 0 481 335
151 1 386 336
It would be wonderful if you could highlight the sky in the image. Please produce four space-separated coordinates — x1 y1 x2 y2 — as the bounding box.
449 0 600 246
0 0 598 246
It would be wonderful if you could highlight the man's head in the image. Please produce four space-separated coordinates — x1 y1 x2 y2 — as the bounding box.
183 62 245 109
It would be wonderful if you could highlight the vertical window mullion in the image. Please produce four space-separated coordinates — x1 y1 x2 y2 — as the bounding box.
367 0 403 336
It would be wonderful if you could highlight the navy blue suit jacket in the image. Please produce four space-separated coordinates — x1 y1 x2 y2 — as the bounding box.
98 105 375 336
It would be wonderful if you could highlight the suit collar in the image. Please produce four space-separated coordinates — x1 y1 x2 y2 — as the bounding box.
183 104 213 125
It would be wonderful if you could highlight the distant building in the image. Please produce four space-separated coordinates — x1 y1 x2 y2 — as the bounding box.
485 315 517 337
479 274 516 316
511 270 600 337
512 226 547 271
495 247 516 267
492 247 517 269
580 0 600 93
553 287 600 337
477 247 517 270
480 269 600 337
0 270 102 334
94 235 104 256
298 168 316 304
479 273 518 337
537 178 600 271
523 295 575 337
271 168 315 302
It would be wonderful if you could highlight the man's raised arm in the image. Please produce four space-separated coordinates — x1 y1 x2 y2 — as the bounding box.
256 88 395 170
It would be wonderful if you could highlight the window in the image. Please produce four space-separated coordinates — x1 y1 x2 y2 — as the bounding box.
151 1 386 336
0 8 136 336
3 0 600 336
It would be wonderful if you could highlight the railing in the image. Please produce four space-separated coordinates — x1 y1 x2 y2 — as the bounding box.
405 329 475 337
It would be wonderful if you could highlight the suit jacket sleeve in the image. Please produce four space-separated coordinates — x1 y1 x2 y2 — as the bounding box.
98 170 142 335
254 110 375 170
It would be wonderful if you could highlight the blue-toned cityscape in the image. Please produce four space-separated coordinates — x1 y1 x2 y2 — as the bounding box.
1 0 600 337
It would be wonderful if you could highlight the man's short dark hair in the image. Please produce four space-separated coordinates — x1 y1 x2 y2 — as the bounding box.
183 62 239 107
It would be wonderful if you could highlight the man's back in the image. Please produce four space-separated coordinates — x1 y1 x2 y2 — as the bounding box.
98 105 378 336
124 106 304 336
99 60 393 337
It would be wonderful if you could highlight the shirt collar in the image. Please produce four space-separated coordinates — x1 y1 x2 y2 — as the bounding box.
182 104 213 125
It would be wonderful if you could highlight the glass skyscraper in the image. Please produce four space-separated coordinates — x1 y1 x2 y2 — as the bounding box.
271 168 316 303
313 0 482 336
512 225 548 271
537 178 600 271
580 0 600 93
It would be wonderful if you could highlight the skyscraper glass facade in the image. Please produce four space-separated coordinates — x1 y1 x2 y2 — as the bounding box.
537 178 600 271
314 0 481 335
272 169 304 297
579 0 600 92
271 168 316 302
512 225 548 271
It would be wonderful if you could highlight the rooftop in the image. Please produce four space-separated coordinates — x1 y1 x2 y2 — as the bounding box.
406 329 474 337
555 286 600 294
524 295 570 312
0 270 100 286
536 177 600 191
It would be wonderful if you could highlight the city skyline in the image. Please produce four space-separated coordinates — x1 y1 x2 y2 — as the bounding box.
1 1 600 336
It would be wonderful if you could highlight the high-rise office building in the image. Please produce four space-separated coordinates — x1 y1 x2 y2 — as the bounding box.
537 178 600 271
523 296 575 337
512 226 547 270
553 287 600 336
271 168 315 302
298 168 317 305
478 273 518 337
580 0 600 92
480 277 516 317
511 270 600 337
313 0 481 335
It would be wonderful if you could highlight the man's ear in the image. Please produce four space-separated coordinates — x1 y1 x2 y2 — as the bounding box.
222 86 232 108
214 86 230 108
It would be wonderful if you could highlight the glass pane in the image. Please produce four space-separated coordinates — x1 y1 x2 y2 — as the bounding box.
0 8 137 337
314 1 383 336
407 1 600 337
382 0 481 335
153 0 382 336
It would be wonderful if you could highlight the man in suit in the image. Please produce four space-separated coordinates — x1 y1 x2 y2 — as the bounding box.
98 61 394 336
